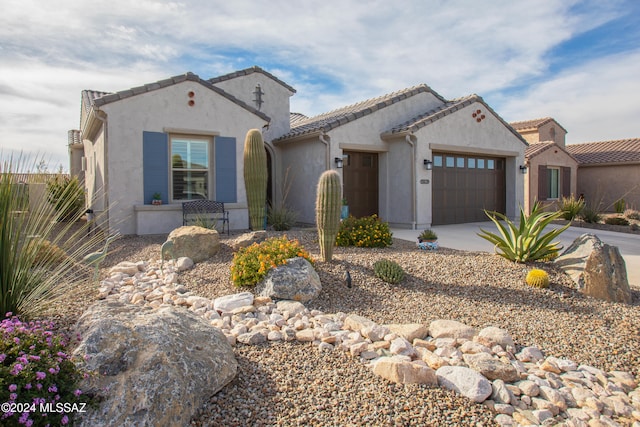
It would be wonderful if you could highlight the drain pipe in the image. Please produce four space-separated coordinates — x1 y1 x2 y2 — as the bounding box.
405 133 418 230
319 132 331 169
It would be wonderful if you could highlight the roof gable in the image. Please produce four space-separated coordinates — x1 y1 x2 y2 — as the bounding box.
510 117 568 133
382 94 528 146
525 141 577 162
208 65 296 94
276 84 446 141
86 72 270 122
566 138 640 165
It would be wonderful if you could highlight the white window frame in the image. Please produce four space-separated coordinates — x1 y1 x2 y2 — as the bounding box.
169 134 213 202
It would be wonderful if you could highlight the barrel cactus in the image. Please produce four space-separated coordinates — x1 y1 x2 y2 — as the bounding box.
374 259 405 284
243 129 268 230
526 269 550 288
315 170 342 262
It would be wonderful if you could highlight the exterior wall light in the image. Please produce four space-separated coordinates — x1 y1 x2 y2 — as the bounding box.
519 165 528 174
335 157 344 168
423 159 433 170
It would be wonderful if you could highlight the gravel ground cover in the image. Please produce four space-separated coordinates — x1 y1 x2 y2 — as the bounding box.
42 229 640 426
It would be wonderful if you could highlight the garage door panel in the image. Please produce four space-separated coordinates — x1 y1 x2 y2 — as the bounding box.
432 152 506 225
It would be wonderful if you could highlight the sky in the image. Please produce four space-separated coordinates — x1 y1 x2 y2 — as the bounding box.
1 0 639 172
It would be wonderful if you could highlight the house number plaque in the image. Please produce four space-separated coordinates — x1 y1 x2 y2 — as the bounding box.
419 179 430 184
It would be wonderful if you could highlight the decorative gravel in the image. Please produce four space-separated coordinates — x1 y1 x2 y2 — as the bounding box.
43 229 640 426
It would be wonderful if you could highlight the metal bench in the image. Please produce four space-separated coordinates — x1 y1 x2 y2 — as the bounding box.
182 200 229 235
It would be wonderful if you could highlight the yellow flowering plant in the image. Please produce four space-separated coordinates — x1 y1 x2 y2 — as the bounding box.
230 236 313 287
335 215 393 248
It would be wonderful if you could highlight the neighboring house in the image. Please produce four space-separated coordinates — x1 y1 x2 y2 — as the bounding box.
566 139 640 211
511 118 578 213
69 66 527 235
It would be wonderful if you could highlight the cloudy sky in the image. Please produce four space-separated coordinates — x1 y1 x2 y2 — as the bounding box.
1 0 639 171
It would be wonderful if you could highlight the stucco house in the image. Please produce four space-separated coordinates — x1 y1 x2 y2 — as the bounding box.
566 139 640 211
511 118 578 213
69 66 527 235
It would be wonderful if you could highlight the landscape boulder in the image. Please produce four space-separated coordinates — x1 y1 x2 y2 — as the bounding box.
167 226 220 263
436 365 493 403
73 300 237 427
555 234 631 304
231 230 267 251
372 357 438 385
256 257 321 302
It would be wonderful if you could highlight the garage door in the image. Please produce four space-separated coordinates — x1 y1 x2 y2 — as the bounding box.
343 151 378 218
432 153 505 225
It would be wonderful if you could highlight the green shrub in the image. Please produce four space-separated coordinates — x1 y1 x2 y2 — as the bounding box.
418 229 438 242
0 314 98 426
478 201 570 263
268 204 298 231
558 195 584 221
579 205 602 223
624 209 640 221
604 216 629 226
46 175 85 222
336 215 393 248
614 198 626 214
230 236 313 287
374 259 405 284
1 156 108 317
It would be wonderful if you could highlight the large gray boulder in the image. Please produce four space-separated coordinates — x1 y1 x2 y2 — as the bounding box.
167 226 220 263
256 257 321 302
73 300 237 427
555 233 631 304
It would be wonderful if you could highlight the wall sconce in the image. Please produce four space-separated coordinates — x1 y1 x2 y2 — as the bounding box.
519 165 528 174
423 159 433 170
335 157 344 168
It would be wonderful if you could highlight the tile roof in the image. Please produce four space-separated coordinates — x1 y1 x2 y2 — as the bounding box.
510 117 568 133
524 141 577 162
290 112 309 125
208 65 296 94
275 84 446 141
84 72 270 122
565 138 640 165
381 94 528 146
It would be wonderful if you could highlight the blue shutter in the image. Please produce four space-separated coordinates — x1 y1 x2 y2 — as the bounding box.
215 136 237 203
143 131 169 204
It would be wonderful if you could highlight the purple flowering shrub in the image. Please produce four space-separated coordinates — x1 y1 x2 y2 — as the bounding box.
1 313 96 426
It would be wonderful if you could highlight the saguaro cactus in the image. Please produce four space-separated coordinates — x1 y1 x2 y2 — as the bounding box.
315 170 342 262
243 129 268 230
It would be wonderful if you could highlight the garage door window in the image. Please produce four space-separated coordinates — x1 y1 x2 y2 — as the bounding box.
468 158 476 168
477 159 485 168
433 155 443 167
446 156 455 167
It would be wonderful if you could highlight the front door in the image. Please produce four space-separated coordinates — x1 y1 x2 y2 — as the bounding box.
343 151 379 218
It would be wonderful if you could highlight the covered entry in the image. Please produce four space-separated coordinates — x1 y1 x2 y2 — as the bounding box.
343 151 379 218
432 152 505 225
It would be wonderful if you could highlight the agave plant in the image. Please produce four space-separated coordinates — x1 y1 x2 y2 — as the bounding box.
478 201 570 263
1 155 109 318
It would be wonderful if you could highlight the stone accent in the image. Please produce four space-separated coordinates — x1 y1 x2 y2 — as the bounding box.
429 319 477 340
555 233 631 304
231 230 267 251
73 300 236 427
372 357 438 385
436 365 493 403
256 257 321 302
167 226 220 263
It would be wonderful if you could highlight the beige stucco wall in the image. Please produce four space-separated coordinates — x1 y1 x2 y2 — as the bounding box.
525 147 577 214
413 101 526 224
537 121 567 147
576 164 640 211
97 80 267 235
519 130 541 145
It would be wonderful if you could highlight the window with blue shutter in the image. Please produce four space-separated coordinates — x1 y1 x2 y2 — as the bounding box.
215 136 237 203
143 131 169 204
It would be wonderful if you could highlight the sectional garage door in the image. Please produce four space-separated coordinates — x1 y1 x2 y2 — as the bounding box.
432 152 505 225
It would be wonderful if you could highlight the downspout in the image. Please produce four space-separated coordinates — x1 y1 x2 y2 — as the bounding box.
319 132 331 169
94 109 109 233
405 133 418 230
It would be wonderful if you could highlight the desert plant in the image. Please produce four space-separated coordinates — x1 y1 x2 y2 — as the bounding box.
478 201 570 263
579 205 602 224
243 129 268 230
624 209 640 221
374 259 405 284
604 216 629 226
1 155 108 317
614 198 626 214
230 236 313 287
525 269 550 288
46 175 85 222
336 215 393 248
315 170 342 262
558 195 584 221
267 205 298 231
192 214 218 230
418 229 438 242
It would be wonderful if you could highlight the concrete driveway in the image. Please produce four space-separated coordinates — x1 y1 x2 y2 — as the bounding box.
392 222 640 288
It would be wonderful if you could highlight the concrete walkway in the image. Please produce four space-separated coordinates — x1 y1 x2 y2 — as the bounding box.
392 222 640 288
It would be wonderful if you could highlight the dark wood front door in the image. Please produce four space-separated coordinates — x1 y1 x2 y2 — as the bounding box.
432 152 505 225
343 151 379 218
